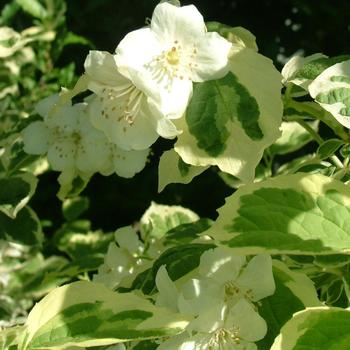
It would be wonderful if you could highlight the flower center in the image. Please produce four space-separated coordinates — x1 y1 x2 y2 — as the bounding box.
144 40 199 91
166 47 180 65
208 328 241 350
99 85 143 129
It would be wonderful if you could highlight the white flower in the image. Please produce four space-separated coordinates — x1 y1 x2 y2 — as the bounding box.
115 2 232 119
85 51 180 151
187 247 276 308
93 226 146 289
22 94 149 180
157 299 267 350
154 247 275 317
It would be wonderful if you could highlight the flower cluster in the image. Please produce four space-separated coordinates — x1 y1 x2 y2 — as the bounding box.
93 226 147 290
21 2 231 195
154 247 275 350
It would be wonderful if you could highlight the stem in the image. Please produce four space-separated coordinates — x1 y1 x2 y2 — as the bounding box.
296 119 323 144
296 120 344 169
287 99 350 142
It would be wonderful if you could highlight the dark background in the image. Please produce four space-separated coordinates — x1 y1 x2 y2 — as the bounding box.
10 0 350 231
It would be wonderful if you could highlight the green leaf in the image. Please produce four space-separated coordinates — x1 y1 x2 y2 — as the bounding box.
340 144 350 157
130 243 215 295
63 32 94 48
0 326 24 350
55 230 114 260
206 173 350 255
20 281 189 350
62 196 90 221
140 202 199 240
295 55 350 81
309 59 350 128
314 254 350 268
6 254 69 299
271 307 350 350
0 206 43 246
175 48 282 182
15 0 47 19
317 139 344 159
257 260 321 350
270 120 318 156
206 21 258 51
0 173 37 219
164 218 213 246
158 150 208 192
282 53 327 94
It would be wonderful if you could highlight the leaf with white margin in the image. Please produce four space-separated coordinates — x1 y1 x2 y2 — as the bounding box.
0 326 24 350
309 59 350 128
271 307 350 350
282 53 326 90
140 202 199 239
174 48 282 182
0 172 37 218
283 54 350 96
0 206 43 246
206 21 258 51
269 120 318 156
257 260 321 350
204 173 350 255
20 281 190 350
158 150 208 192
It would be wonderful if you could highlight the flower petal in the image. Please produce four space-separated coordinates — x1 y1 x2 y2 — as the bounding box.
84 50 128 88
105 243 130 268
22 121 50 155
155 265 179 313
225 298 267 342
187 303 226 333
35 94 60 118
47 139 76 171
112 146 149 178
115 226 142 254
151 3 206 42
76 106 111 173
115 27 162 78
236 255 275 302
199 247 246 284
191 32 231 82
156 332 195 350
89 96 158 151
178 278 223 316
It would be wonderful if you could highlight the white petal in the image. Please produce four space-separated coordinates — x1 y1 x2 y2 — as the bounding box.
199 247 246 284
151 3 206 42
105 243 130 268
225 298 267 342
157 332 195 350
112 146 149 178
187 303 226 333
35 94 60 118
89 95 159 151
22 121 50 155
191 32 231 82
75 103 111 173
114 226 142 254
84 50 129 88
155 265 179 312
126 68 192 124
115 27 162 78
178 278 223 316
236 255 275 302
46 104 80 132
47 139 76 171
147 98 183 138
156 78 192 120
